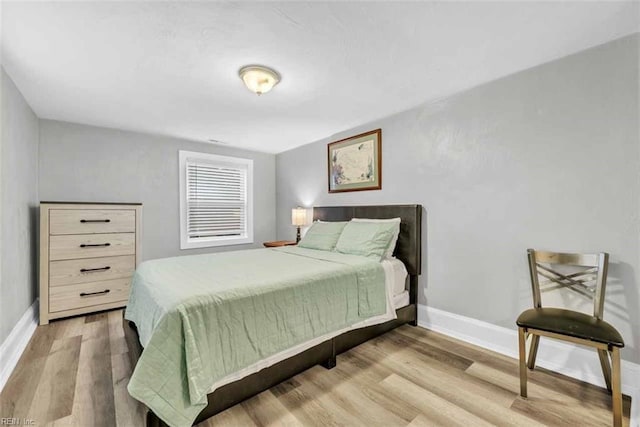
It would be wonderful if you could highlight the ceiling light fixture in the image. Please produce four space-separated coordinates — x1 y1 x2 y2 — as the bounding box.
238 65 280 96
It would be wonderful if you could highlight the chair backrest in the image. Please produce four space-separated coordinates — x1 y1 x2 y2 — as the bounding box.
527 249 609 319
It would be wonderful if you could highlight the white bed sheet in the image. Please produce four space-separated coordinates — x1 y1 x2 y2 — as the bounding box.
382 257 408 296
206 255 409 393
393 291 409 309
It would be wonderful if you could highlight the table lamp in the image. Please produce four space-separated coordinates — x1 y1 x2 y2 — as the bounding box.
291 207 307 243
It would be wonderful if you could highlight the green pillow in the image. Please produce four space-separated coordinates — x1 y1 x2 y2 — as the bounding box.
352 218 401 258
298 221 347 251
335 221 398 260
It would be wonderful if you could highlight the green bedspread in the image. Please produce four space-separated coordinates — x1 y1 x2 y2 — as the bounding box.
124 246 386 427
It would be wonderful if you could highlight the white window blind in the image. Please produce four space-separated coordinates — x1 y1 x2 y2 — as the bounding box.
179 151 253 249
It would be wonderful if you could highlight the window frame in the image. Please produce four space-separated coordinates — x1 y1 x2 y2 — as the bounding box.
179 150 254 249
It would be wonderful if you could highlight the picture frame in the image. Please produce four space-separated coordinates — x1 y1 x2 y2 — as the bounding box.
327 129 382 193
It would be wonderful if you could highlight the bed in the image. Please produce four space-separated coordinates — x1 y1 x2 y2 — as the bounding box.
124 204 422 427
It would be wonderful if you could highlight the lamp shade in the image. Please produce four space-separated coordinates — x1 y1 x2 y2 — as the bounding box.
291 207 307 226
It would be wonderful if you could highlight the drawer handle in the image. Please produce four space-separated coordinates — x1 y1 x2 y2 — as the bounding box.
80 243 111 248
80 289 110 297
80 266 111 273
80 219 111 223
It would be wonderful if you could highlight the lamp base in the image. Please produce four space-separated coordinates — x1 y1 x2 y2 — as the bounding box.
296 226 301 243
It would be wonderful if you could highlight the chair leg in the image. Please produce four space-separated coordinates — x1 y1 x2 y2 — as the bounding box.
518 327 527 398
598 349 612 392
527 334 540 370
611 347 622 427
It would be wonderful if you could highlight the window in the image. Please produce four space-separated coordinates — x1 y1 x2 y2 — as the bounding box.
179 150 253 249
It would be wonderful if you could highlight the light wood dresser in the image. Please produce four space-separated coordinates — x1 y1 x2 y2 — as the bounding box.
39 202 142 325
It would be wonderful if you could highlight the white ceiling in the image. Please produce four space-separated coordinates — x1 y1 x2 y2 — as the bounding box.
2 1 638 153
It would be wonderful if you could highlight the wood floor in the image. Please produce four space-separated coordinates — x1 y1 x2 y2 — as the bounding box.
0 310 631 426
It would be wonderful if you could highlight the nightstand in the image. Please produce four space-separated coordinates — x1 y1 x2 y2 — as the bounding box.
263 240 297 248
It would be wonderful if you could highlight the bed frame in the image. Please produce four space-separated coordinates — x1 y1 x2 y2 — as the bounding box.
124 204 423 427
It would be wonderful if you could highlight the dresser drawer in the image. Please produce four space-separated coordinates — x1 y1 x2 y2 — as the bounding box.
49 209 136 235
49 255 135 287
50 233 135 261
49 278 131 313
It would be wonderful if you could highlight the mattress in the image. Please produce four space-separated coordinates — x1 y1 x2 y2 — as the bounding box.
126 247 395 426
393 290 410 309
382 257 408 297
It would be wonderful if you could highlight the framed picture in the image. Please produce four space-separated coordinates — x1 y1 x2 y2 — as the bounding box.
327 129 382 193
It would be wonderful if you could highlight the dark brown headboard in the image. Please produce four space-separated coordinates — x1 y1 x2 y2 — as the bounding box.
313 204 422 276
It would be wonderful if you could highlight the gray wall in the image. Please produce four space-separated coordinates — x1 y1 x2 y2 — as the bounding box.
39 120 276 261
276 34 640 363
1 67 39 344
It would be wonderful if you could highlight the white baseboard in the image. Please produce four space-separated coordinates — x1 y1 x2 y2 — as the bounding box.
418 304 640 427
0 299 38 392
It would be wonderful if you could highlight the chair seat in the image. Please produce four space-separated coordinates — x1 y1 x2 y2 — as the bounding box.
516 308 624 347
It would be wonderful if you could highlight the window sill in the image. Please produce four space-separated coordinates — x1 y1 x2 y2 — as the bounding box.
180 237 254 250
